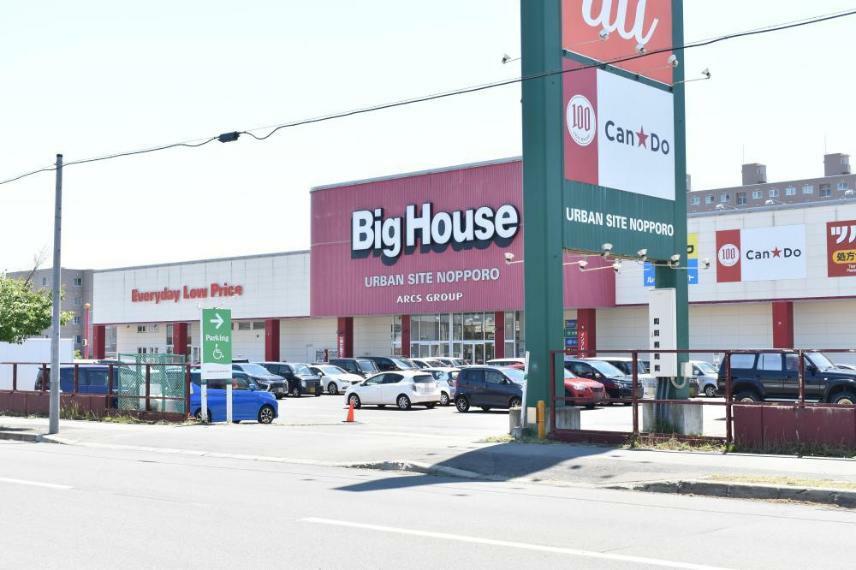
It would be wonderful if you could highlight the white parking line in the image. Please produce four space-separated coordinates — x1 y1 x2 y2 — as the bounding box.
0 477 72 490
302 517 732 570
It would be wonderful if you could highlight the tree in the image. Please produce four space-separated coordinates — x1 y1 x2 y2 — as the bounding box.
0 277 71 344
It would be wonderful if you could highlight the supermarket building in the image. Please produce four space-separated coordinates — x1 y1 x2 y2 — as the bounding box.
90 157 856 364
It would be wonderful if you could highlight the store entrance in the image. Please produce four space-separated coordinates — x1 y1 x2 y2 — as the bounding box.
462 342 494 365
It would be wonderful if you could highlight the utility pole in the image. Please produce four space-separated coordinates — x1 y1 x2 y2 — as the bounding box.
49 154 63 435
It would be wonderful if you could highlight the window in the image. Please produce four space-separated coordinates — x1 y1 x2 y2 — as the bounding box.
768 188 779 198
72 316 81 325
73 277 83 287
752 190 762 200
803 184 814 195
137 325 147 333
383 374 403 384
736 192 747 205
785 354 800 372
166 324 173 347
690 196 700 206
785 186 796 196
719 193 730 203
41 277 47 286
237 322 251 331
75 335 82 345
838 182 850 191
729 354 756 370
73 297 81 306
485 370 506 385
252 321 265 330
704 195 714 205
820 184 832 197
759 353 782 371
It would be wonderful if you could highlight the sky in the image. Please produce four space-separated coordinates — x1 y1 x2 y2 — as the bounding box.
2 0 856 271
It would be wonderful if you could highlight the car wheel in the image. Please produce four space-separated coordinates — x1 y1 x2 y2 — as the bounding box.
585 404 595 410
480 406 492 412
275 394 284 400
832 391 856 405
509 397 521 409
455 396 470 413
327 382 339 396
194 408 211 422
290 385 301 398
733 390 760 403
396 395 412 410
704 385 717 398
348 394 361 409
424 403 436 409
257 405 275 424
439 392 450 406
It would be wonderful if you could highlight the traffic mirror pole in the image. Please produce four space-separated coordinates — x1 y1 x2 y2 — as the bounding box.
48 154 63 435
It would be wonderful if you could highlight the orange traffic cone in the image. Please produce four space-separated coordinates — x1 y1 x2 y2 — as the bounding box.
344 400 355 423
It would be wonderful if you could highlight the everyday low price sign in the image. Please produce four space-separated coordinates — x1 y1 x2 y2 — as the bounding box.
201 308 232 380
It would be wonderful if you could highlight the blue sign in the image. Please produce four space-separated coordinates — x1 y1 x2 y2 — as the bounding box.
564 319 578 348
644 260 698 287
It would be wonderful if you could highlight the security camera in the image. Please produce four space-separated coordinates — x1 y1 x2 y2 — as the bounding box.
670 254 681 263
701 68 711 79
577 259 589 270
635 43 646 55
702 258 711 270
668 55 679 68
612 261 622 273
601 243 613 257
504 252 515 263
501 53 512 64
599 29 610 41
636 248 648 261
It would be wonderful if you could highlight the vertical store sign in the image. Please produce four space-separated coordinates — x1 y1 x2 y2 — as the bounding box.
827 220 856 277
561 0 683 261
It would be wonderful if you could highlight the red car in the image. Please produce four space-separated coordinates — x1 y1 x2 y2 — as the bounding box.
563 369 606 408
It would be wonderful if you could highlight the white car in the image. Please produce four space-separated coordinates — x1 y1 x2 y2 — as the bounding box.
310 364 364 396
413 358 446 369
344 370 441 410
688 360 719 397
422 367 459 406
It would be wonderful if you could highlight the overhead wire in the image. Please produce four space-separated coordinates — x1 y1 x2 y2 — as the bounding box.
1 8 854 187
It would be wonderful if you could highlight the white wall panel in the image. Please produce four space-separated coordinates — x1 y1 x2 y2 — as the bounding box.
795 300 856 365
279 318 337 363
354 316 394 356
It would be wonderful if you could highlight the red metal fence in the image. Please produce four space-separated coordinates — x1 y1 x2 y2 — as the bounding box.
548 348 856 450
0 362 191 422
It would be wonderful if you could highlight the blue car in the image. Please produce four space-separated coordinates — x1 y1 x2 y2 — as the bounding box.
190 372 278 424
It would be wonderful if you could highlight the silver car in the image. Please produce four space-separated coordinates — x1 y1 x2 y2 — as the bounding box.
310 364 364 396
423 367 459 406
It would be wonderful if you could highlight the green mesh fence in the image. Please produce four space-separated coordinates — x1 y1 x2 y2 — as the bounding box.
116 354 187 414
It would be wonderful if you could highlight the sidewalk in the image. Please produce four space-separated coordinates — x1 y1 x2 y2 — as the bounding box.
4 414 856 505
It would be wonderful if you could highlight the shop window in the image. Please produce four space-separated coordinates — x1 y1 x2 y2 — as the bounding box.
463 313 484 341
166 324 173 347
137 325 147 333
237 322 251 331
484 313 496 341
803 185 814 195
820 184 832 197
72 316 81 325
252 321 265 330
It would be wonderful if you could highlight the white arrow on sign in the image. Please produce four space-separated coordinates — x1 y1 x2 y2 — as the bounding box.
210 313 224 330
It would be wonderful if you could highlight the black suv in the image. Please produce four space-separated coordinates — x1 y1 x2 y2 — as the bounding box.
258 362 323 397
717 351 856 404
454 366 523 413
231 363 289 399
329 357 380 377
362 356 419 372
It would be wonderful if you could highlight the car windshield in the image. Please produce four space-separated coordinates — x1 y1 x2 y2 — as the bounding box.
412 374 435 384
807 352 835 371
356 359 379 373
563 368 576 379
695 362 717 375
318 365 345 375
293 364 313 375
392 358 417 369
241 364 273 376
503 368 526 383
586 360 624 377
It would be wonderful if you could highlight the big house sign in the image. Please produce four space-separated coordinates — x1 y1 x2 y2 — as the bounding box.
561 0 685 261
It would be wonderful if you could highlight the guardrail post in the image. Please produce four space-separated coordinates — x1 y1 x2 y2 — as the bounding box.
107 364 114 410
73 364 79 393
632 351 639 438
725 351 733 446
145 364 151 412
12 364 17 391
797 349 806 407
184 364 191 418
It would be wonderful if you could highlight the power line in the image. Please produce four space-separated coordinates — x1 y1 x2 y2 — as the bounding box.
2 8 854 188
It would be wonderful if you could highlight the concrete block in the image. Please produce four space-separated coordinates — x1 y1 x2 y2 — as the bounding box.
508 408 522 435
554 406 581 430
642 402 704 436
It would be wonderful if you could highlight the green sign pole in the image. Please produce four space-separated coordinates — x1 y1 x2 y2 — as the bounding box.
521 0 565 412
200 308 232 423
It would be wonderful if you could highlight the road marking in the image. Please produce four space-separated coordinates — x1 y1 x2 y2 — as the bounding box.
0 477 72 490
302 517 732 570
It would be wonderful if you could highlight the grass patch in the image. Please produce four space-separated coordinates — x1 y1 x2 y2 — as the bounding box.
707 474 856 491
479 429 560 445
733 442 856 458
628 436 734 453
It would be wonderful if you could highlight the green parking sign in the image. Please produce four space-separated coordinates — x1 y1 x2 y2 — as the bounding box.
201 308 232 380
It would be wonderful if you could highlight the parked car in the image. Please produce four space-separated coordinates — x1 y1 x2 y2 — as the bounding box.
422 367 459 406
836 364 856 372
189 371 277 423
688 360 719 397
717 351 856 404
362 356 419 372
412 358 446 369
344 370 441 410
590 357 657 398
34 364 122 393
329 357 380 377
564 358 642 403
435 357 466 367
563 368 606 408
231 363 289 399
310 363 364 395
257 362 323 397
454 366 523 413
486 358 526 370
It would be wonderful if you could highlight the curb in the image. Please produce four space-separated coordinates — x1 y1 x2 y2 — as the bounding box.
345 460 499 481
0 430 44 443
611 479 856 508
